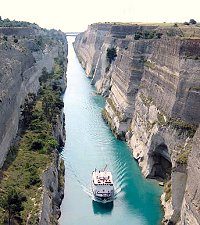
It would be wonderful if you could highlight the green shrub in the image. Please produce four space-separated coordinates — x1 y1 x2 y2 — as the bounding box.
140 93 153 107
134 31 143 40
0 188 27 223
166 29 176 37
134 30 163 40
28 173 41 186
14 38 18 43
47 137 58 149
55 98 64 109
0 53 65 224
105 65 111 73
164 180 172 202
39 67 49 83
3 36 7 41
31 140 44 150
189 19 197 24
184 22 190 25
58 159 65 191
106 47 117 64
167 118 198 137
144 60 156 70
176 149 191 165
157 112 166 125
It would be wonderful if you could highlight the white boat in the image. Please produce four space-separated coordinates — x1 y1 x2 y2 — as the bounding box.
91 166 114 203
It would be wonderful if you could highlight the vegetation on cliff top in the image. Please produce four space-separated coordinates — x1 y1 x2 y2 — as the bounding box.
0 17 35 28
0 57 65 225
134 30 163 40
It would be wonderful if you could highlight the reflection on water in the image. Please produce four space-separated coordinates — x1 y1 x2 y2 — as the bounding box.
92 201 114 215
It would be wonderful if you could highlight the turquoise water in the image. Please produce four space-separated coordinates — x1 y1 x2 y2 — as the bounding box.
59 37 163 225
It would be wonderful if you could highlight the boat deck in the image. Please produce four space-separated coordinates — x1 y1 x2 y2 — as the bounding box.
92 171 113 185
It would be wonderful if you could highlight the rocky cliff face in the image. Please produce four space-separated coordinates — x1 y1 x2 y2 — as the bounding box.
179 126 200 225
0 26 67 168
39 112 66 225
74 23 200 225
0 21 67 224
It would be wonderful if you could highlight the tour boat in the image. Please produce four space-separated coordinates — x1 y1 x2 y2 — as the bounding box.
91 166 114 203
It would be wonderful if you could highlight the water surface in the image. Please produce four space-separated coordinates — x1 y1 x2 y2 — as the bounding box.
60 37 163 225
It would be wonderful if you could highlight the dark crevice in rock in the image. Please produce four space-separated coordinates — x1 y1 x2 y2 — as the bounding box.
149 143 172 180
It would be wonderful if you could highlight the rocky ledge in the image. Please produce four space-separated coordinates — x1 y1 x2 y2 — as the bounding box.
74 22 200 225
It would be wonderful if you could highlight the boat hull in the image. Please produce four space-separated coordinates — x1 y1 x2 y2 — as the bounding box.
92 193 114 203
91 187 114 203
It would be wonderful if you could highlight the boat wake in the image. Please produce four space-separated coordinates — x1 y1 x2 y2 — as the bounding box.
64 160 123 203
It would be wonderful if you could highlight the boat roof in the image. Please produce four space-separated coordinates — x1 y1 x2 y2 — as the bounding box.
92 171 113 185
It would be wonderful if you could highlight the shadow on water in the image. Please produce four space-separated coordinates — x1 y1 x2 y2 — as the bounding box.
92 201 114 215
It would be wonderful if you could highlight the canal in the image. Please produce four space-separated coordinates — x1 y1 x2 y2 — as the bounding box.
59 37 163 225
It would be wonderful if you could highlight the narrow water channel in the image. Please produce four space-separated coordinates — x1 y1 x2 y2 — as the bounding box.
59 37 163 225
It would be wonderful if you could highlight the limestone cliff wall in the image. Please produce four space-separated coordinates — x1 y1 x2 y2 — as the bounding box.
73 23 112 76
74 23 200 225
0 25 68 224
39 113 66 225
0 29 67 168
179 126 200 225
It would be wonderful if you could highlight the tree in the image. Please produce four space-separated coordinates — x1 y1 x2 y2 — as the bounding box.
106 47 117 64
0 189 26 225
134 31 142 40
184 21 190 25
14 38 18 43
21 93 36 127
3 36 7 41
189 19 197 24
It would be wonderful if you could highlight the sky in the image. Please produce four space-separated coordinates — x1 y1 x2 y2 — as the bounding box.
1 0 200 32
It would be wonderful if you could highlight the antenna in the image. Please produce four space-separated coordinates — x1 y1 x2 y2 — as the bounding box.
103 164 107 172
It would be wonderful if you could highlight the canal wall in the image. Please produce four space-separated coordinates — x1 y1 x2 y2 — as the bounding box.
0 20 67 224
73 23 200 225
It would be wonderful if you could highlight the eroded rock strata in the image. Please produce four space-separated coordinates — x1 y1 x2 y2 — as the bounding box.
74 23 200 224
0 20 67 224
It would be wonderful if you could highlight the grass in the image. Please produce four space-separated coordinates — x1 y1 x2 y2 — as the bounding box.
176 142 192 165
53 59 64 80
176 149 190 165
107 98 123 121
157 112 167 125
94 22 174 27
140 93 153 108
144 60 156 70
167 118 198 138
58 159 65 191
164 180 172 202
0 57 65 224
0 140 51 224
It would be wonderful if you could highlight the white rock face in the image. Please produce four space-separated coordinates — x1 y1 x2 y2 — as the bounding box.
74 23 200 224
179 127 200 225
0 45 60 168
0 27 68 224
